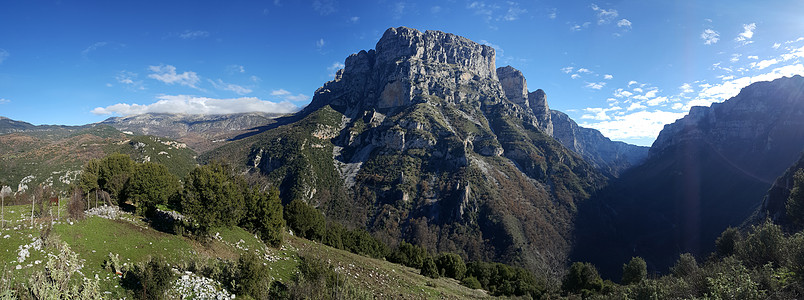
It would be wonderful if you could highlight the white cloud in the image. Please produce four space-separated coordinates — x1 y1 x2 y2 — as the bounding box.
773 43 782 49
116 71 145 90
751 58 778 70
617 19 632 29
81 42 108 57
561 66 574 73
349 16 359 23
590 4 618 25
730 53 741 63
632 87 643 93
646 96 668 106
701 29 720 45
271 89 310 102
209 79 252 95
577 68 592 73
581 106 621 120
548 8 557 19
581 110 687 140
316 38 325 49
679 83 694 93
570 74 581 79
0 49 7 64
147 65 201 89
690 63 804 109
747 55 758 60
327 62 345 77
0 98 10 104
628 80 638 86
312 0 337 15
503 2 527 21
570 22 591 31
627 102 646 111
586 82 606 89
179 30 209 40
227 65 246 74
604 74 614 80
735 23 756 45
431 6 441 13
613 88 633 98
91 95 298 116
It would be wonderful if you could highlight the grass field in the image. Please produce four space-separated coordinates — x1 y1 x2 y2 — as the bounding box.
0 201 489 299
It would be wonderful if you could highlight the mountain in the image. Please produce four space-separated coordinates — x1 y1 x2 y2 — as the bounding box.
0 122 197 193
99 112 284 153
746 153 804 229
202 26 617 278
573 75 804 278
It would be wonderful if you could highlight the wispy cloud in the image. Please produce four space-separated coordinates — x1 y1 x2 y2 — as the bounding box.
617 19 632 29
312 0 337 15
81 42 109 57
571 74 581 79
226 65 246 74
348 16 359 23
581 106 621 121
0 49 8 64
586 82 606 90
178 30 209 40
735 23 756 45
570 22 591 31
581 110 686 141
316 38 325 49
271 89 309 102
116 71 145 90
590 4 618 25
503 2 527 21
604 74 614 80
0 98 10 104
147 65 201 89
91 95 298 116
209 79 252 95
701 29 720 45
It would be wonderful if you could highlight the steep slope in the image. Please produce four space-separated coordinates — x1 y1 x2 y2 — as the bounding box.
0 123 197 193
100 112 283 153
573 75 804 279
746 153 804 229
204 27 607 278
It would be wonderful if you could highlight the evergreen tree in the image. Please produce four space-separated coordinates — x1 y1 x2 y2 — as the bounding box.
125 162 180 216
181 163 245 235
786 169 804 226
621 256 647 285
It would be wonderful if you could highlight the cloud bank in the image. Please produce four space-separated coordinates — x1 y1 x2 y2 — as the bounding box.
92 95 298 116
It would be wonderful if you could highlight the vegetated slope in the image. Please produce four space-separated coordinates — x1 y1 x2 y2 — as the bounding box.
99 112 284 154
746 152 804 229
204 26 609 278
573 75 804 279
0 124 197 193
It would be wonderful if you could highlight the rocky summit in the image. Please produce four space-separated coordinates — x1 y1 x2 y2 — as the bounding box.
203 27 647 279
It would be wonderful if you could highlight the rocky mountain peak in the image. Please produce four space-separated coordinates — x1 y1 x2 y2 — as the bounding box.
496 65 529 107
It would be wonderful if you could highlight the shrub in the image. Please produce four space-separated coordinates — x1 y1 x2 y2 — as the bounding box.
622 256 647 285
284 199 325 241
435 253 466 280
739 220 785 267
124 256 175 300
125 162 180 216
421 256 439 279
786 169 804 227
241 186 285 247
181 163 246 235
671 253 700 278
562 262 603 296
236 253 271 299
716 227 742 258
389 241 428 269
461 276 482 289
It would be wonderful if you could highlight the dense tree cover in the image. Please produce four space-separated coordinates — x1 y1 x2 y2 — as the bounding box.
126 162 180 216
561 262 606 296
240 186 285 247
464 261 544 297
621 256 647 285
97 153 135 204
182 162 246 233
389 241 428 269
284 198 325 241
435 253 466 280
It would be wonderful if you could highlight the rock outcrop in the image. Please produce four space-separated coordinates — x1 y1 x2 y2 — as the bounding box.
550 110 648 177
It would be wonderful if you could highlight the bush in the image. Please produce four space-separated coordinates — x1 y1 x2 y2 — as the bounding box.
236 253 272 299
435 253 466 280
421 256 439 279
786 169 804 227
389 241 428 269
739 220 785 267
241 186 285 247
181 163 246 235
562 262 603 296
671 253 699 278
124 256 175 300
716 227 742 258
284 199 325 241
125 162 180 216
323 222 346 250
622 256 647 285
461 276 482 289
342 228 389 259
464 261 544 297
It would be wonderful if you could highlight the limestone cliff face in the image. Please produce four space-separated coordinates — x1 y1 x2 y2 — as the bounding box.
550 110 648 177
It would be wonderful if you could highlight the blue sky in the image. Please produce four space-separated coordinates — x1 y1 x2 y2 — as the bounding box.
1 1 803 146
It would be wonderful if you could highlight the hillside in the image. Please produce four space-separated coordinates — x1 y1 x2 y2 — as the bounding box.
0 124 197 194
573 75 804 278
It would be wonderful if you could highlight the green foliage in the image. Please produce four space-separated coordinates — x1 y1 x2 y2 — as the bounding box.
125 162 180 216
787 169 804 227
420 256 440 279
389 241 428 269
287 255 372 300
716 227 742 258
241 186 285 247
739 220 785 267
671 253 699 278
622 256 647 285
460 276 482 289
704 257 765 300
236 252 272 299
182 162 246 235
435 253 466 280
464 261 544 297
323 222 346 249
342 228 389 259
27 241 101 300
284 199 325 241
98 153 136 204
125 256 175 300
562 262 603 296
